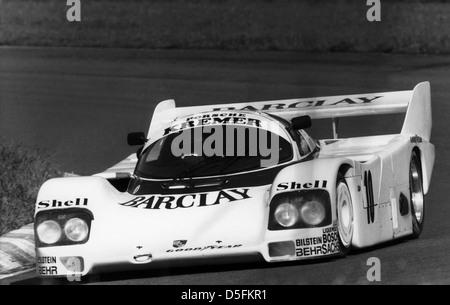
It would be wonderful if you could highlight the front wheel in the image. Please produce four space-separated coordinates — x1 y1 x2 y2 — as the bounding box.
410 151 425 238
336 178 354 256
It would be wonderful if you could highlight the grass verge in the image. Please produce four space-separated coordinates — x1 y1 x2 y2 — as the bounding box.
0 140 61 235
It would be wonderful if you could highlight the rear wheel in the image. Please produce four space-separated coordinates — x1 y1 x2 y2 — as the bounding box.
410 151 425 238
336 177 354 256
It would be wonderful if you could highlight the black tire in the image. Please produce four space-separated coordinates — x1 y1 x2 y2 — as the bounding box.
410 151 425 238
336 175 354 256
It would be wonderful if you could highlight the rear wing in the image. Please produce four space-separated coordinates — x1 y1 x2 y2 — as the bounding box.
148 82 431 141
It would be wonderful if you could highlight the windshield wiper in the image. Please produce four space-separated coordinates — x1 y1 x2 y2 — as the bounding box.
218 147 251 175
174 155 225 180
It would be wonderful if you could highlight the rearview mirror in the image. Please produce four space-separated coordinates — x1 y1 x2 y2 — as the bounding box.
291 116 312 130
127 132 147 146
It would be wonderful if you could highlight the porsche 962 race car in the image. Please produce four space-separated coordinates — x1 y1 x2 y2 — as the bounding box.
34 82 434 278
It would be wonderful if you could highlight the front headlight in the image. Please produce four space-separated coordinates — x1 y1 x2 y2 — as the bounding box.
274 203 299 227
269 190 331 230
64 218 89 242
37 220 62 245
35 209 93 247
301 200 326 226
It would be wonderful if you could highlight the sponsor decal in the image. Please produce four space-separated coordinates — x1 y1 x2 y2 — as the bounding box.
276 180 328 191
173 240 188 248
164 113 262 136
37 198 88 209
295 226 340 257
186 112 247 121
167 242 242 253
38 266 58 275
410 135 422 144
211 96 383 112
119 188 251 210
37 256 57 264
37 256 58 275
133 185 141 194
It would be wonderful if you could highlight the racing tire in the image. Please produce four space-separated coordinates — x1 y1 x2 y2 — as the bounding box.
410 151 425 239
336 176 354 257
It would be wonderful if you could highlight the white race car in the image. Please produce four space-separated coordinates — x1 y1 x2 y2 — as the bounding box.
34 82 434 278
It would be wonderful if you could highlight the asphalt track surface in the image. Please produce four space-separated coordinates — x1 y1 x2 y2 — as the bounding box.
1 47 450 285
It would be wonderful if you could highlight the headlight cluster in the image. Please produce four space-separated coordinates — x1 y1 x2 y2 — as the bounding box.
269 190 331 230
35 209 93 247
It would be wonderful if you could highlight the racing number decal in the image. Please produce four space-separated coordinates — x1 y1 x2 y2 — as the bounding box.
364 171 376 224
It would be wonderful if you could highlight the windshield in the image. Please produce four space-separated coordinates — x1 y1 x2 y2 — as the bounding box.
135 125 293 179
